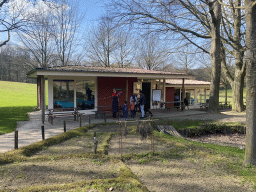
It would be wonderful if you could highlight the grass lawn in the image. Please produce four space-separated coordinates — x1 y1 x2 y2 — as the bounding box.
0 124 255 191
0 81 48 135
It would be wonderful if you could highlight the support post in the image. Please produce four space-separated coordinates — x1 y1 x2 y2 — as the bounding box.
182 78 185 111
126 78 129 103
41 125 45 140
64 120 66 132
79 115 82 127
163 79 166 109
14 130 18 149
93 131 98 154
40 75 45 140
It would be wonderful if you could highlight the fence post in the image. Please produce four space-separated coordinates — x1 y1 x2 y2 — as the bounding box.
41 125 45 140
14 130 18 149
79 115 82 127
94 131 98 154
64 120 66 132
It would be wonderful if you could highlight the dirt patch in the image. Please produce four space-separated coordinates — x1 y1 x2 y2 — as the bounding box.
126 159 254 192
108 135 168 156
35 133 107 156
0 158 122 191
87 124 122 133
188 133 246 149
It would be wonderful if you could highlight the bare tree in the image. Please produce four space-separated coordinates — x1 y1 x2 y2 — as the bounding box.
51 0 84 66
0 44 34 82
17 2 56 68
0 0 41 47
110 0 222 112
136 34 169 70
172 45 197 73
86 16 118 67
113 30 135 68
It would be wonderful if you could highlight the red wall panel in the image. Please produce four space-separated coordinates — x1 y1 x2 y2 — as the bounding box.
97 77 137 110
165 87 175 108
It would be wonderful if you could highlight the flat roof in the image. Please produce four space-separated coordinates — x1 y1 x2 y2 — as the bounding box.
27 66 192 79
166 79 211 85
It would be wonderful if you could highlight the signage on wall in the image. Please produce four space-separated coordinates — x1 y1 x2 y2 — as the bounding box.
152 89 161 102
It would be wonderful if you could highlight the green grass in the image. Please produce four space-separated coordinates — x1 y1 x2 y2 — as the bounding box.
155 119 207 130
0 80 48 135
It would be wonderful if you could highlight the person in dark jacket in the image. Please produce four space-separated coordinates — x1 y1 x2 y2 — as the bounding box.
184 97 189 110
112 89 120 119
139 90 146 119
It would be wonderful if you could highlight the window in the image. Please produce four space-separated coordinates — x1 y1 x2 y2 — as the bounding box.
53 80 74 108
76 80 95 110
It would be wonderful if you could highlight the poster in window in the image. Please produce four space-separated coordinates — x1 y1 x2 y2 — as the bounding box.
152 89 161 102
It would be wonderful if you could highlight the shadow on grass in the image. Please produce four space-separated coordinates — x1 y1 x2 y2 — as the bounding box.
0 106 36 135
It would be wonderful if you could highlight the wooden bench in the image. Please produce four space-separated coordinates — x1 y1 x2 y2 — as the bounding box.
46 108 82 124
200 103 209 110
219 102 231 109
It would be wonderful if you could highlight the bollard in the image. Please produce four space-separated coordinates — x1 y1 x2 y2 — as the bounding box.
41 125 45 140
93 131 98 154
79 115 82 127
64 120 66 132
14 130 18 149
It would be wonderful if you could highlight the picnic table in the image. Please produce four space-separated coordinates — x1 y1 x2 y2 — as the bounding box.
219 101 231 109
46 108 83 124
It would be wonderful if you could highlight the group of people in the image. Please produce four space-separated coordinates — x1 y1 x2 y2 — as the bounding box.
112 89 151 120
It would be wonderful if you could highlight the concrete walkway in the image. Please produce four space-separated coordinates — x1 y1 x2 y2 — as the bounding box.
0 109 207 153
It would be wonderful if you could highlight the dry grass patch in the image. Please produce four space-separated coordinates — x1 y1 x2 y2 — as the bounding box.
0 157 122 191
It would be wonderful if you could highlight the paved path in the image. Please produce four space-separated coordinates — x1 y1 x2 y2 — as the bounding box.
0 109 209 153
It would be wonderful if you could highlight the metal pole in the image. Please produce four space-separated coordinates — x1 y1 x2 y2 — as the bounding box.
14 130 18 149
89 115 91 125
79 115 82 127
41 125 45 140
94 131 98 154
64 120 66 132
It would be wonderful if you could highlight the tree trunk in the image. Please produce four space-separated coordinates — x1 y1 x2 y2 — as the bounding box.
244 0 256 166
232 66 245 112
209 1 221 113
232 0 245 112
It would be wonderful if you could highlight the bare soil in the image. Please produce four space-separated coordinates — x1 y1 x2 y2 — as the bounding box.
0 158 122 191
126 159 254 192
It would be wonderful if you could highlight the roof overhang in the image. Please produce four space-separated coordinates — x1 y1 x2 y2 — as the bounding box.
27 67 193 80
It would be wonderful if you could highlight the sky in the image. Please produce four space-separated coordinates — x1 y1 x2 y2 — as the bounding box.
79 0 108 30
0 0 108 45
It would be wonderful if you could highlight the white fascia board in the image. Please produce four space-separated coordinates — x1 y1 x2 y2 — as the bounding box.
166 84 211 89
34 70 192 79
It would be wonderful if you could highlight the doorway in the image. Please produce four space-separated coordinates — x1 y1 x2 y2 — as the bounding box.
142 82 151 110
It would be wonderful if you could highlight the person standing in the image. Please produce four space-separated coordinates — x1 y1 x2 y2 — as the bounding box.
184 97 189 110
122 101 128 120
139 90 146 119
130 99 135 118
130 93 138 116
112 89 120 119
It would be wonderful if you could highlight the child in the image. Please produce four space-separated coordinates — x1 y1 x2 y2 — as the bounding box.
122 101 128 120
130 99 135 118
